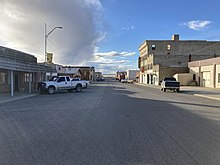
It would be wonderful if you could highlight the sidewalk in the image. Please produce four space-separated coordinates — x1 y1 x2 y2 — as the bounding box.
135 83 220 101
0 91 39 104
180 86 220 101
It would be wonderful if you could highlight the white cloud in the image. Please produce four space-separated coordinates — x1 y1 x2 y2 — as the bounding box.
0 0 105 65
90 50 137 74
182 20 211 30
121 26 135 31
94 51 136 57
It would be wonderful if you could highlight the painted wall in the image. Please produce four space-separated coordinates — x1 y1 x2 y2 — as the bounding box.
173 73 194 86
201 65 214 88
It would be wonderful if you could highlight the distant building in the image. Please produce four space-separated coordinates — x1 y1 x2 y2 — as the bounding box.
116 71 127 81
62 66 95 81
138 34 220 85
58 66 82 78
38 63 58 81
95 72 102 79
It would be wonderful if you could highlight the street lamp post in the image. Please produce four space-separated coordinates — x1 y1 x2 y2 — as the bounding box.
44 23 62 80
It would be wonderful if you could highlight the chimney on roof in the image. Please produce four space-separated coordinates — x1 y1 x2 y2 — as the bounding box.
172 34 179 41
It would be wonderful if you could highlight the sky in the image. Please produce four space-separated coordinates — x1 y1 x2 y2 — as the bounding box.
0 0 220 74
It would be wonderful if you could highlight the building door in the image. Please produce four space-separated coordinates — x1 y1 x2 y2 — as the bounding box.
202 72 210 87
147 74 150 84
15 72 19 91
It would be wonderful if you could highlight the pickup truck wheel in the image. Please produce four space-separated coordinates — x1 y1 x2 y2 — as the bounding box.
76 85 82 92
176 89 180 93
48 87 55 94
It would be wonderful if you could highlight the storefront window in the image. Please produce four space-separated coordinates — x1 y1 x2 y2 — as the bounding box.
24 73 33 82
0 73 6 83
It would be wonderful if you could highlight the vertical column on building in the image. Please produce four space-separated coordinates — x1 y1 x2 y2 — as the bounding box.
213 64 216 88
198 62 201 86
10 70 14 96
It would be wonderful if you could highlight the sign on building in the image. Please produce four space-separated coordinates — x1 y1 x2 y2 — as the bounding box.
47 53 53 64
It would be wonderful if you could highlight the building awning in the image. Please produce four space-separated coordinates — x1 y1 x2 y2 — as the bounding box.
0 57 45 72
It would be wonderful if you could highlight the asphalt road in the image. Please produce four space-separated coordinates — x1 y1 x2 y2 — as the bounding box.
1 79 220 165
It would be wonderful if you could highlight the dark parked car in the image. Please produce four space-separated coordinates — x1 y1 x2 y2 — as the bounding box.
161 77 180 92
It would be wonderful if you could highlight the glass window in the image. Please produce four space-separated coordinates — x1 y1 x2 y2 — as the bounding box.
0 73 6 83
25 73 32 82
152 44 156 50
57 77 65 82
66 77 70 81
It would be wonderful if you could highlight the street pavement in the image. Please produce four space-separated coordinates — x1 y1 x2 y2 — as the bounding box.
1 80 220 164
1 83 220 104
136 83 220 101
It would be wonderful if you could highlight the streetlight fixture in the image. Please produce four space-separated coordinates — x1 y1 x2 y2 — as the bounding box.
44 23 62 80
45 24 62 64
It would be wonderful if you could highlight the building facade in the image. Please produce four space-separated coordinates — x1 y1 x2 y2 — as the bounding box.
62 66 95 81
95 72 102 79
0 46 45 96
59 66 82 78
138 34 220 85
116 71 127 81
189 57 220 88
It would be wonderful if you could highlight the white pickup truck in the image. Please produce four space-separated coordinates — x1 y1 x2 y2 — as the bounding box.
71 78 90 88
37 76 86 94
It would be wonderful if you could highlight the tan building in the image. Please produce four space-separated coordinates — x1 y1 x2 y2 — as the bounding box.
189 57 220 88
138 34 220 85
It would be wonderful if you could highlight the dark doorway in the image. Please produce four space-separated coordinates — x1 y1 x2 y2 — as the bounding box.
15 73 19 91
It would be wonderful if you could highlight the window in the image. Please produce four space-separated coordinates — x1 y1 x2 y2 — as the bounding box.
218 73 220 83
167 44 171 50
57 77 65 82
151 44 156 50
0 73 6 83
193 74 196 81
66 77 70 81
24 73 32 82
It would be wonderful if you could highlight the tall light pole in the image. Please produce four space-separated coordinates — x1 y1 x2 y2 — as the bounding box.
45 24 62 64
44 23 62 80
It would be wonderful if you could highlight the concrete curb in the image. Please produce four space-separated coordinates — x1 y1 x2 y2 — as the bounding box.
134 83 160 89
135 83 220 101
193 94 220 101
